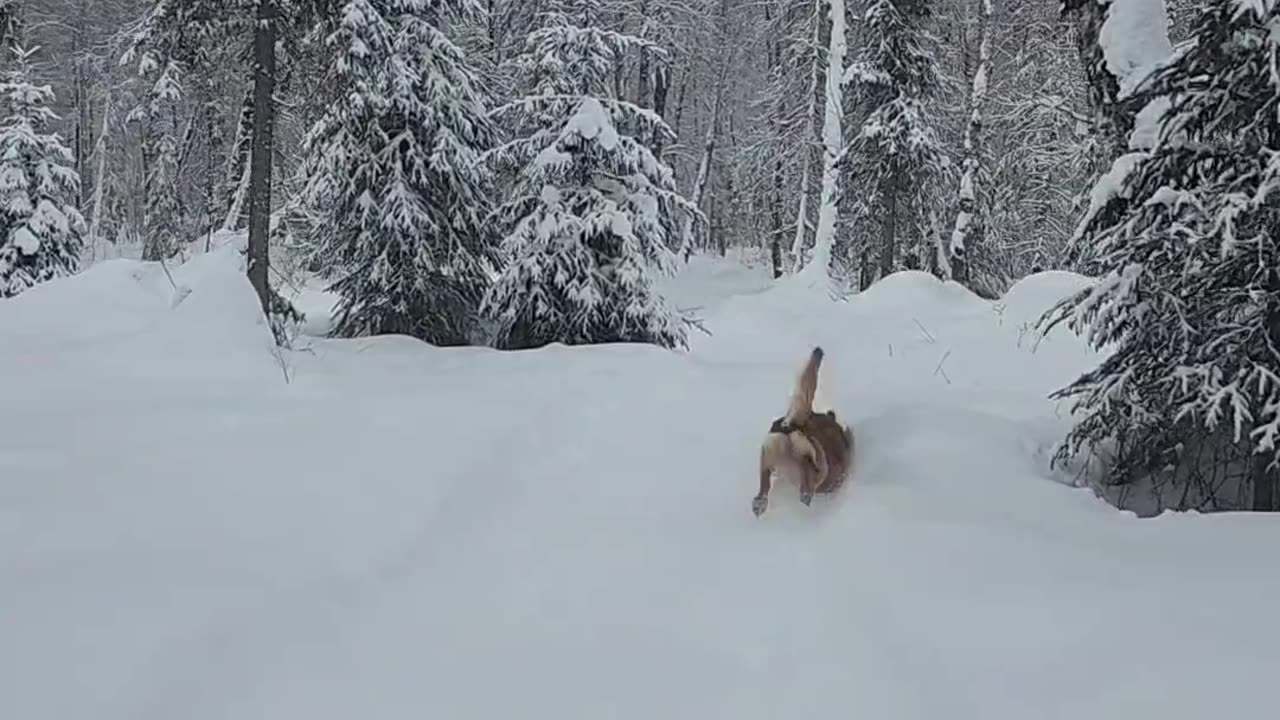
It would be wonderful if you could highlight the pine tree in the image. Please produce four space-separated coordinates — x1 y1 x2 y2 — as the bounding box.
0 45 86 298
480 0 701 350
300 0 498 345
125 0 341 317
132 61 183 261
844 0 946 286
124 0 237 259
1040 0 1280 511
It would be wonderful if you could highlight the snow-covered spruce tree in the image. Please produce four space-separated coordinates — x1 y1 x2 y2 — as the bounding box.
480 1 701 350
123 0 234 259
300 0 498 345
0 45 86 298
130 61 183 261
843 0 946 287
1040 0 1280 512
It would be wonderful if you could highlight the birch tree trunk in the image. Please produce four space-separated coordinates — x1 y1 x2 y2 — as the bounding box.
678 0 732 260
222 87 253 231
88 90 111 262
789 0 824 272
949 0 991 285
797 0 846 283
679 88 719 260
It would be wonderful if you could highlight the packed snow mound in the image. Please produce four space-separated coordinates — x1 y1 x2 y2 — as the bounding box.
0 258 171 350
0 233 280 383
4 252 1279 720
997 269 1097 329
654 253 773 314
851 268 988 314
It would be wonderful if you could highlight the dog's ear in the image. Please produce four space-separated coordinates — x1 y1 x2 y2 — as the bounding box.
783 346 824 428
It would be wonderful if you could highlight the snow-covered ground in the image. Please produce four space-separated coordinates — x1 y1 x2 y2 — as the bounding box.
3 236 1278 720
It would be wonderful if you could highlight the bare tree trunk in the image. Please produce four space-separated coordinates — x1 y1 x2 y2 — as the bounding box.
202 76 223 244
949 0 991 285
88 90 112 262
879 177 897 278
222 85 253 231
680 98 718 260
1250 453 1276 511
1255 303 1280 511
652 57 670 152
798 0 846 283
766 1 784 279
789 0 823 271
679 0 733 260
247 0 278 313
667 63 690 167
74 64 86 209
637 0 652 105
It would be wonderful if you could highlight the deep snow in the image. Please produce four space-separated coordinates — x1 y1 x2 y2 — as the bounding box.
3 238 1279 720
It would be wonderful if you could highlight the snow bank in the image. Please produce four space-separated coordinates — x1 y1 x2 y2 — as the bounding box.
0 232 281 387
3 255 1279 720
653 252 773 316
850 268 989 314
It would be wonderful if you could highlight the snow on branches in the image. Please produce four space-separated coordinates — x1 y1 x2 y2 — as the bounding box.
0 46 85 298
1041 0 1280 505
480 2 702 350
299 0 499 345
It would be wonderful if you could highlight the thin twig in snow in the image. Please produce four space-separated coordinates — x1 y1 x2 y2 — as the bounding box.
914 318 936 343
934 349 953 385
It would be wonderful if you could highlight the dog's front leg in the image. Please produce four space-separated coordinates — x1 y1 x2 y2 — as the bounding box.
754 439 776 517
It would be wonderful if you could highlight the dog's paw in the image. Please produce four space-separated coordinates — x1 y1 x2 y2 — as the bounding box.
752 496 768 517
800 491 814 507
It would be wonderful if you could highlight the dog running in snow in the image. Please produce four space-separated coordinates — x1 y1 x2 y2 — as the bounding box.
752 346 855 517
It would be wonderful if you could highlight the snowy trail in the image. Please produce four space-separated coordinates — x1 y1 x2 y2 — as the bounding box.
3 245 1280 719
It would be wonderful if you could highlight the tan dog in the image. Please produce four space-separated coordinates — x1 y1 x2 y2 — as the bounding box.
752 346 855 517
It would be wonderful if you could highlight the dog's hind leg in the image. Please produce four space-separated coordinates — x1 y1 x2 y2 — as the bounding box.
753 434 784 517
798 462 818 506
790 432 827 506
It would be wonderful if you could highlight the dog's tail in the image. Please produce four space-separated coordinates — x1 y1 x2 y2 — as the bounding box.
783 346 824 428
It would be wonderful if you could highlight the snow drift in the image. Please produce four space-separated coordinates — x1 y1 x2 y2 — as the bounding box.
2 244 1279 720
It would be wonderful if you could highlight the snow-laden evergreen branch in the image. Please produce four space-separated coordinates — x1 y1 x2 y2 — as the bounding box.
1040 0 1280 500
0 45 86 297
300 0 499 345
480 0 703 350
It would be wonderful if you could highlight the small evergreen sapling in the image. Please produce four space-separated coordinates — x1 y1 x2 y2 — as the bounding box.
0 46 85 298
480 3 701 350
299 0 499 345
